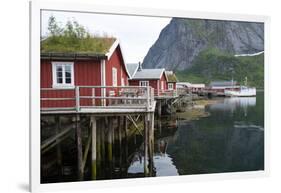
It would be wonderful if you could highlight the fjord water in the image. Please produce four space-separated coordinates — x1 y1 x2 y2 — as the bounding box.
129 91 264 176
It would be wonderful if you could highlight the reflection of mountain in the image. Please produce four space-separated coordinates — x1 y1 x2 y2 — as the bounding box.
128 93 264 176
167 121 264 175
223 125 264 171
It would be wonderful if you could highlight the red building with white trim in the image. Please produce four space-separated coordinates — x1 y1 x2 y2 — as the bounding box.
127 63 177 97
41 38 130 108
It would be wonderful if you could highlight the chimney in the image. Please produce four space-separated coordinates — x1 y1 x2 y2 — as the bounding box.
138 61 142 71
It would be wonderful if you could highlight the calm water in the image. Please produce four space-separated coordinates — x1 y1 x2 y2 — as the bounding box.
129 92 264 176
41 92 264 183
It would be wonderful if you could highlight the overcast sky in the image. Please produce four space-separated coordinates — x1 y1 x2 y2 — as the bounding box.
41 10 171 63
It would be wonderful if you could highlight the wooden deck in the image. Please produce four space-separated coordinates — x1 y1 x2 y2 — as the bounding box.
41 86 156 114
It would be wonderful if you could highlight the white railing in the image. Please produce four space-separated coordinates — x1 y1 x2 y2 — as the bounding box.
41 86 155 112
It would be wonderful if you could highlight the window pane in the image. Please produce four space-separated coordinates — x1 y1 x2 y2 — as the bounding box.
56 66 62 72
65 78 71 84
65 71 71 78
57 77 63 84
57 71 62 78
65 65 71 72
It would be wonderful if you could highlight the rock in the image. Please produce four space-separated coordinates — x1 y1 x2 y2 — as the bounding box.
142 18 264 70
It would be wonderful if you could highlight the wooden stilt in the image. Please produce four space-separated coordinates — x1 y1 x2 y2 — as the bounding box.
75 114 83 180
144 114 149 176
96 119 101 178
108 117 113 178
55 115 62 177
158 119 162 136
118 116 122 174
112 117 115 173
158 100 162 117
124 116 128 169
151 113 155 159
91 116 97 180
149 112 155 176
101 118 105 165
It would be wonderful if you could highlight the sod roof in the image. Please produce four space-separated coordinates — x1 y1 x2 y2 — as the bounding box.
41 36 116 55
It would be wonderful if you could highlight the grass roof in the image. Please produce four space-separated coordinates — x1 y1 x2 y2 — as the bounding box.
41 36 116 54
166 73 178 82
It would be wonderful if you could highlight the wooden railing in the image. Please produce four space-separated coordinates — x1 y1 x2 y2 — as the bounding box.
41 86 155 112
155 89 177 97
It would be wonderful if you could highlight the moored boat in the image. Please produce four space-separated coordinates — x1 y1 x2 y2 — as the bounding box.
225 86 256 97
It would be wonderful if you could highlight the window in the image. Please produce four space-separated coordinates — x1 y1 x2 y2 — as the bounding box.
140 81 149 87
52 62 74 88
112 67 117 87
168 83 174 90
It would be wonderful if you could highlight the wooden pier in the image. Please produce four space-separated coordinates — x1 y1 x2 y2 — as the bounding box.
40 86 156 181
154 90 178 117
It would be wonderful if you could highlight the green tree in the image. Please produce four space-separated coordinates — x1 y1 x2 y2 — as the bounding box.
47 15 62 36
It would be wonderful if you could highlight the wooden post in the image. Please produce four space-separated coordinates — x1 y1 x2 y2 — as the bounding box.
144 114 149 176
75 87 80 112
96 119 101 178
108 117 113 178
75 114 83 180
158 100 162 117
55 116 62 177
151 113 155 157
112 117 115 175
149 112 155 176
91 116 97 180
158 119 162 136
92 88 96 106
124 116 128 168
118 116 122 174
101 118 105 165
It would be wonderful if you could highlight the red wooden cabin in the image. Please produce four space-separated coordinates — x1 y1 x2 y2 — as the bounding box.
41 38 131 109
127 63 177 97
164 71 177 91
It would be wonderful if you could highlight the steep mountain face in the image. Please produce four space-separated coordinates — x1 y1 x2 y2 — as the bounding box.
142 18 264 70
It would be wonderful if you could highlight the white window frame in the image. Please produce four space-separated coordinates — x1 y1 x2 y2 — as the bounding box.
140 81 149 87
112 67 118 87
52 62 74 88
168 83 174 90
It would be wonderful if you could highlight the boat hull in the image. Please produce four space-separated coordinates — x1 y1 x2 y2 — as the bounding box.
225 88 256 97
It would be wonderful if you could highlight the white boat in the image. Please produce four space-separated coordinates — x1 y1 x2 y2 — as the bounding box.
225 86 256 97
224 77 256 97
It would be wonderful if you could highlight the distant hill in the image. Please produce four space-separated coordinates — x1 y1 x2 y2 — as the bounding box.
142 18 264 87
176 48 264 88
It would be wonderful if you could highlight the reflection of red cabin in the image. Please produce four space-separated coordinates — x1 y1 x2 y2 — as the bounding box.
127 63 177 97
41 38 130 108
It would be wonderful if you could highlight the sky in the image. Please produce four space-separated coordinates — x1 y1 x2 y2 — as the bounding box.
41 10 171 63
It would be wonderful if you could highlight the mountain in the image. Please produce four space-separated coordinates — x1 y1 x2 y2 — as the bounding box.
142 18 264 71
176 49 264 88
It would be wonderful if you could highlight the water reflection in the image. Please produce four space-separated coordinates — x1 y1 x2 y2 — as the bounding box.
144 92 264 176
209 97 256 116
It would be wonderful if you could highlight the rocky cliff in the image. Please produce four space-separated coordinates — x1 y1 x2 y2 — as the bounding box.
142 18 264 70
